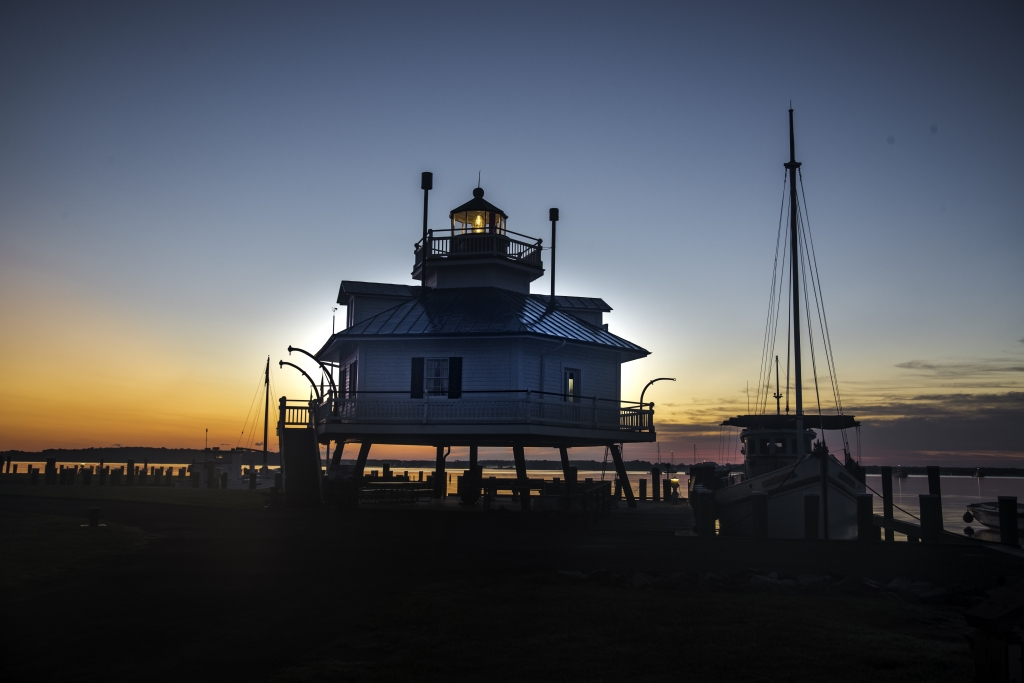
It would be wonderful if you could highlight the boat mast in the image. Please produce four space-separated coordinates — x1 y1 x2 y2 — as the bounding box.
263 355 269 465
785 108 803 420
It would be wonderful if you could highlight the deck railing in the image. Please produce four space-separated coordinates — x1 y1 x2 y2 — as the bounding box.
311 390 653 433
414 229 543 269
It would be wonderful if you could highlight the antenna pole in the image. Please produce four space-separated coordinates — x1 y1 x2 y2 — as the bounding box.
420 172 433 282
263 356 269 465
549 208 559 299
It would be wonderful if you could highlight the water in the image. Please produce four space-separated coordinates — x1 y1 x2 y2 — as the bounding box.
867 474 1024 540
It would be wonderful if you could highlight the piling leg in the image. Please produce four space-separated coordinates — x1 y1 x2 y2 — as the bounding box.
558 446 571 482
608 443 635 508
470 445 479 470
353 442 372 487
512 444 528 511
329 442 345 472
920 494 942 543
804 493 819 540
880 466 894 542
434 446 447 499
663 479 671 503
751 491 768 538
651 466 661 503
999 496 1020 548
857 494 875 541
639 479 647 501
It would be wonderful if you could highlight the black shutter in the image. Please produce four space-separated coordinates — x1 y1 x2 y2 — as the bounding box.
448 357 462 399
411 357 424 398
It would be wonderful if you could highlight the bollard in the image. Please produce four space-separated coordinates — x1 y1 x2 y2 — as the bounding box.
82 469 93 486
639 479 647 501
751 491 768 538
87 507 101 527
857 494 875 541
383 463 391 480
880 466 894 542
651 466 661 503
919 494 943 543
126 459 135 486
663 478 671 503
998 497 1019 548
927 465 941 499
804 493 819 540
12 463 17 474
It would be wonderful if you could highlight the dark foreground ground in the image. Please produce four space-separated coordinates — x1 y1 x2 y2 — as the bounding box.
3 483 1022 682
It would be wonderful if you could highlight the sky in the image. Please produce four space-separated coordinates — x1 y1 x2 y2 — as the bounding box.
1 1 1022 465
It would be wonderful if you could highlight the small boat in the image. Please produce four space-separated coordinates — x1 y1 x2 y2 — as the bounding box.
894 466 909 479
964 501 1024 529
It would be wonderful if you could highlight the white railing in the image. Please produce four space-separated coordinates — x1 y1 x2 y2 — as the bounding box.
311 392 653 433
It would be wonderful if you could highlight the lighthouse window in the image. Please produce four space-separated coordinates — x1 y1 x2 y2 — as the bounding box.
564 368 581 402
424 358 449 396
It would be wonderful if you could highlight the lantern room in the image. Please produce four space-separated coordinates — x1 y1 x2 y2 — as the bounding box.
450 187 507 234
412 185 544 293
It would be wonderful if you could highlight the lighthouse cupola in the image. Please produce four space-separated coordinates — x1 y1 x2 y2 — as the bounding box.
412 185 544 293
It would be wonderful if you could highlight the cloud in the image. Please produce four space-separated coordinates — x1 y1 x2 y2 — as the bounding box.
895 359 1024 377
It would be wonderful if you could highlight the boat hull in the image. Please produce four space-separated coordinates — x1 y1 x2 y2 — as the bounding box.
715 454 864 539
967 502 1024 529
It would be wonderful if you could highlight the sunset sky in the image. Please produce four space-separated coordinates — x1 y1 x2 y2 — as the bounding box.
1 1 1021 465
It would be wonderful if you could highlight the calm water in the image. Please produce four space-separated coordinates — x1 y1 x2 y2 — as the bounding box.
866 474 1024 540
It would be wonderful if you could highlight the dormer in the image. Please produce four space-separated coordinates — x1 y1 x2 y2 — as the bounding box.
412 187 544 294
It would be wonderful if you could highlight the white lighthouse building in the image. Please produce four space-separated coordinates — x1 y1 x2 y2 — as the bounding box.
281 177 655 507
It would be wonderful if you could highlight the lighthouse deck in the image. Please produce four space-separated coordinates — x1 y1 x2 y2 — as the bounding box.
285 393 656 447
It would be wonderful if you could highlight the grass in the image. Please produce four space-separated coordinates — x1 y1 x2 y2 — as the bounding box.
0 480 268 509
1 510 151 592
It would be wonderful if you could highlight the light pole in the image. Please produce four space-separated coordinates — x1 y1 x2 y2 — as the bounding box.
640 377 676 407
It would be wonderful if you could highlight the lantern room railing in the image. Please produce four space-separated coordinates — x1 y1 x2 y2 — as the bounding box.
414 228 543 269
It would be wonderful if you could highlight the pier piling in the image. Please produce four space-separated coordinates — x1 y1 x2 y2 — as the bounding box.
639 479 647 501
651 467 661 503
857 494 876 541
880 466 894 542
919 494 943 542
999 496 1019 548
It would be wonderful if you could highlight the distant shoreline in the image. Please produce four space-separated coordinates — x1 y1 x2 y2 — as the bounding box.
3 447 1023 477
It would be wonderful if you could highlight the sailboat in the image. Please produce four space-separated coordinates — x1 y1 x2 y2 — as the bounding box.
703 108 866 540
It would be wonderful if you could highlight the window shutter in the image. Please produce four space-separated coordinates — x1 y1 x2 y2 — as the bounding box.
411 357 424 398
448 357 462 399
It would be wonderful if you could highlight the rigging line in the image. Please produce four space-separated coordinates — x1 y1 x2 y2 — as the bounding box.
797 196 851 456
236 365 267 449
756 171 791 414
763 209 790 414
785 235 792 415
798 169 844 417
798 216 827 448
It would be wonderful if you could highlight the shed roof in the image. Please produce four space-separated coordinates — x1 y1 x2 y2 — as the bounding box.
318 287 647 360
